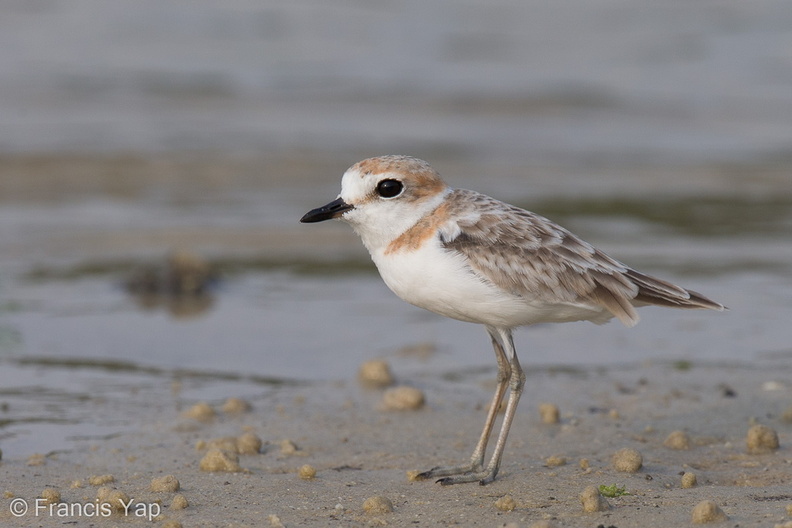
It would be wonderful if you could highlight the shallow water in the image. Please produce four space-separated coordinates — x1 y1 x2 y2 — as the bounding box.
1 0 791 459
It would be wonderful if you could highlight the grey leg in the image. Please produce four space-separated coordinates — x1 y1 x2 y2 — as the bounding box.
433 328 525 485
417 327 519 484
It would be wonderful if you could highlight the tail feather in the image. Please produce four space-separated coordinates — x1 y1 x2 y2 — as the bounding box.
626 269 726 311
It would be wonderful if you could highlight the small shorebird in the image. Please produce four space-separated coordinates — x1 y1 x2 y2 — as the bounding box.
301 155 724 485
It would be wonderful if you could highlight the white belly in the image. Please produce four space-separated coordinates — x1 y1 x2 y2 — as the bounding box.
371 244 609 328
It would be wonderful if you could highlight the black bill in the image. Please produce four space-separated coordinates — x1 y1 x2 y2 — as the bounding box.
300 197 354 223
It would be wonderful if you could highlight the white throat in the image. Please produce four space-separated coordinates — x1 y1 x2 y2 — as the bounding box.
343 189 451 255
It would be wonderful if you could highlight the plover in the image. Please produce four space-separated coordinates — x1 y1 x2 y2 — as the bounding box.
301 155 724 485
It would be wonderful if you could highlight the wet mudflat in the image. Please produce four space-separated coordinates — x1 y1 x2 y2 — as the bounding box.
0 153 790 527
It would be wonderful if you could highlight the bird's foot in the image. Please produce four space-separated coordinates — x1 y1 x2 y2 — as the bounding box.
436 470 498 486
415 462 480 481
415 462 498 485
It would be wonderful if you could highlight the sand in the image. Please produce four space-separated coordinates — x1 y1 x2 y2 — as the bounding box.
1 360 790 527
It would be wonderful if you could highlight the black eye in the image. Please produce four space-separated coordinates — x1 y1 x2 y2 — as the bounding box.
376 179 403 198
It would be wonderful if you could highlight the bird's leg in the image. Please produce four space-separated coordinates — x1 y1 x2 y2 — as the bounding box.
435 328 525 486
417 327 510 481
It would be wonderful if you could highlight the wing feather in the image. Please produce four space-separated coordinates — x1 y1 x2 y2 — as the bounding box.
440 190 723 326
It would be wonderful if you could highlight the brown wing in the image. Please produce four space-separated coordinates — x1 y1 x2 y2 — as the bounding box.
441 190 724 327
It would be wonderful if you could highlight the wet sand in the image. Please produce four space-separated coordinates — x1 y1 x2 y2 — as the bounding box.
2 358 790 527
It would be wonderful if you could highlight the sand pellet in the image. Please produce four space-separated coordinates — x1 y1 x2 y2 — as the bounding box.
183 402 215 421
199 448 243 472
545 455 567 467
579 458 590 470
691 500 728 523
40 488 61 504
579 485 610 512
237 432 263 455
27 453 46 466
358 359 395 387
539 403 560 424
681 472 697 488
222 397 252 414
495 494 517 512
97 487 131 511
151 475 180 492
381 386 425 410
612 447 643 473
88 474 115 486
298 464 317 480
208 437 239 453
280 439 300 455
786 504 792 516
663 430 691 450
363 496 394 514
160 521 183 528
171 494 188 510
746 424 780 453
406 470 422 481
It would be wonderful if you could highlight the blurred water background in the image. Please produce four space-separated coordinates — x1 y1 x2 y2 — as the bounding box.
0 0 790 455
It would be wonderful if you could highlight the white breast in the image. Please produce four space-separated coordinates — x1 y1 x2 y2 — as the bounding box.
371 241 528 327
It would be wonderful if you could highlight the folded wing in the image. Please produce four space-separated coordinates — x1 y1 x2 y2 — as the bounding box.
441 190 724 327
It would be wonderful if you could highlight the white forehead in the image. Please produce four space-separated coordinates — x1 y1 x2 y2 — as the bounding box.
339 166 378 203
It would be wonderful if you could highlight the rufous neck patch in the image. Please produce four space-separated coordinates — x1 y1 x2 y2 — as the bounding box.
385 201 450 255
